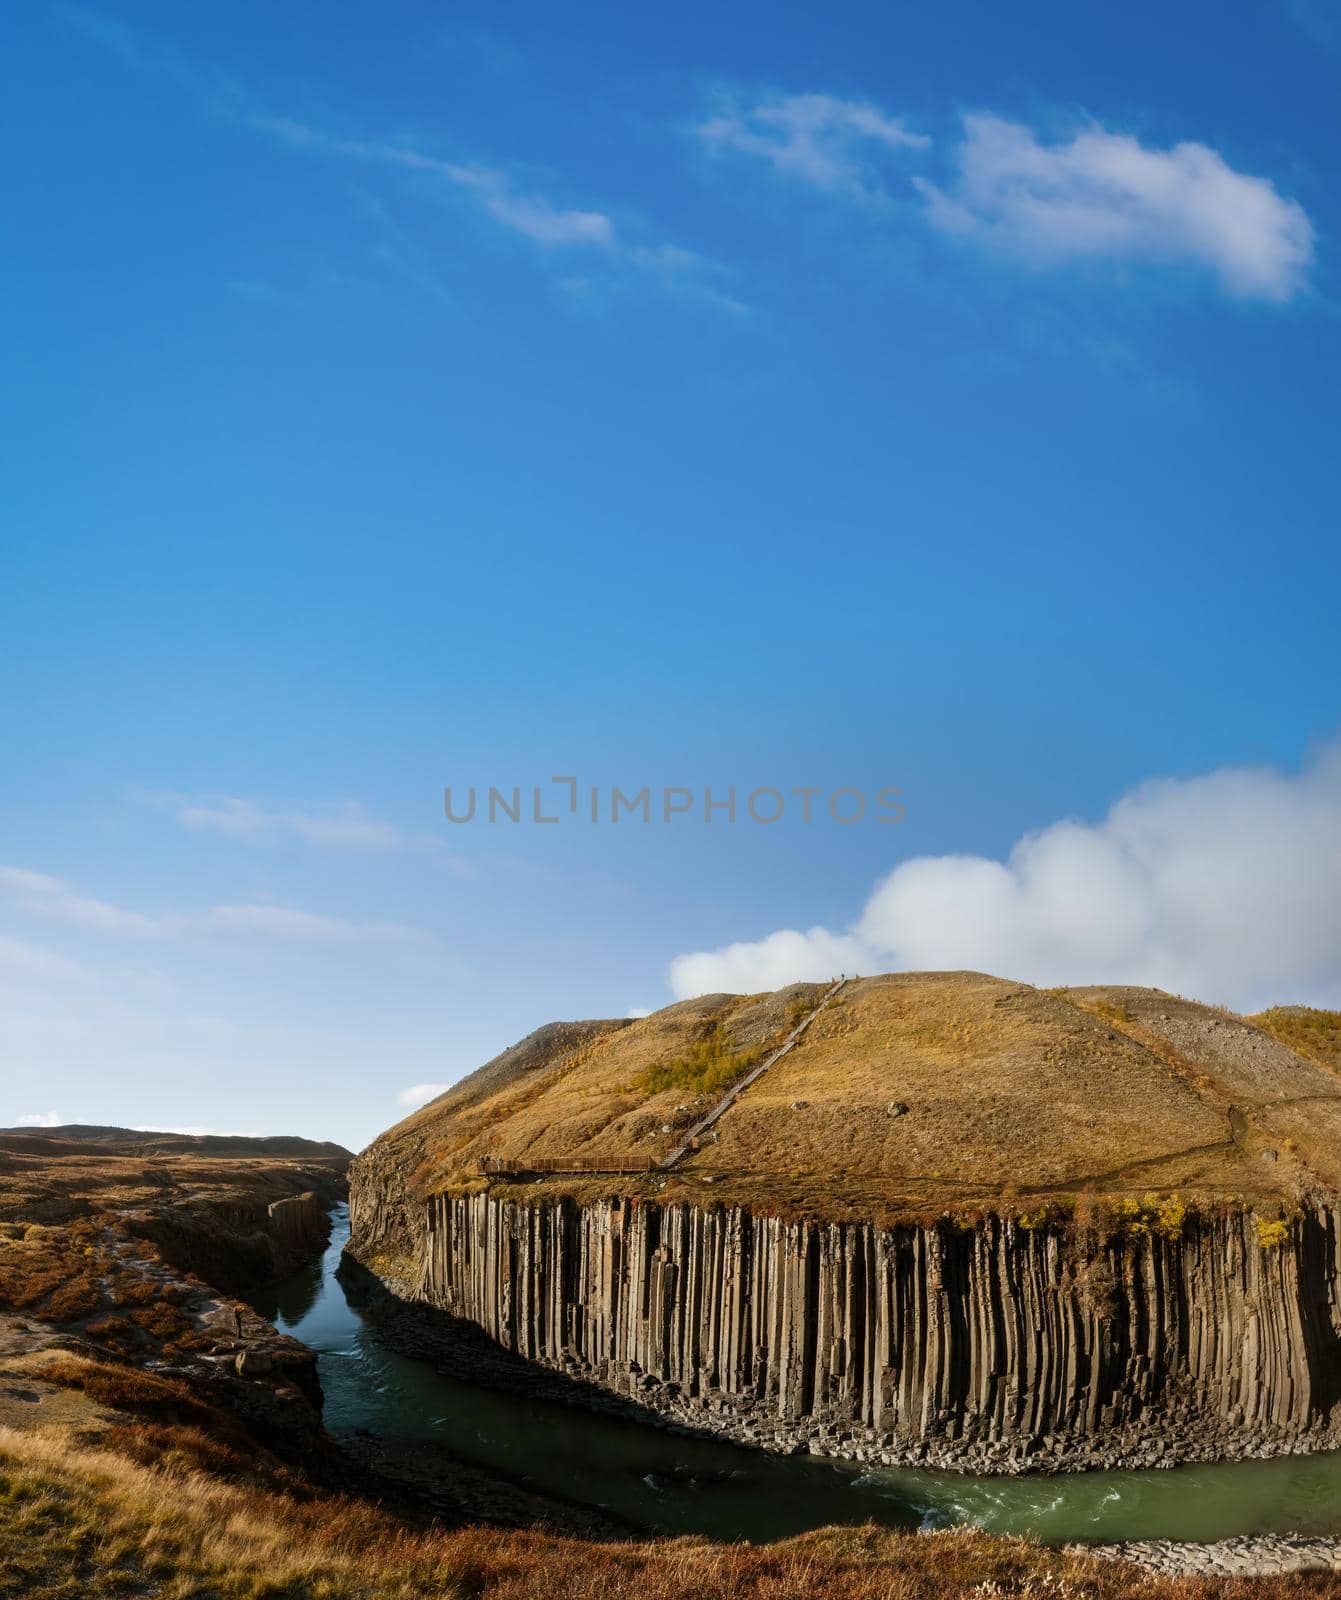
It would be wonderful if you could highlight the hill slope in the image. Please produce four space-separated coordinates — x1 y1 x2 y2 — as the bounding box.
359 972 1341 1236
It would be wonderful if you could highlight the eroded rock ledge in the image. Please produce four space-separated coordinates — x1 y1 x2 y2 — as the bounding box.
350 1188 1341 1472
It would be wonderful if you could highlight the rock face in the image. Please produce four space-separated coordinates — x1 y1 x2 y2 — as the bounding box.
355 1187 1341 1470
267 1190 328 1254
134 1188 338 1293
347 973 1341 1471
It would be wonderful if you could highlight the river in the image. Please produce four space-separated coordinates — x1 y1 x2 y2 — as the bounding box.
247 1206 1341 1546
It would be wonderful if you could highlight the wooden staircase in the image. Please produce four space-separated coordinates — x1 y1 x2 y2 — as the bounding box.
659 976 849 1171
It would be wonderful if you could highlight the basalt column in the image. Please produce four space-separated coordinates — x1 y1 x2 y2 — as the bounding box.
410 1193 1341 1468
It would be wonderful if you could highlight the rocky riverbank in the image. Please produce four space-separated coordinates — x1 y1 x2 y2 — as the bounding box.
1082 1535 1341 1578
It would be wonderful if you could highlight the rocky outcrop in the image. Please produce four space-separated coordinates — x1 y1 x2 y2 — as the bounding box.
267 1190 327 1254
132 1185 339 1294
360 1190 1341 1472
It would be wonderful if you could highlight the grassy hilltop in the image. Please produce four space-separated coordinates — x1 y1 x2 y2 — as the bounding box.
369 972 1341 1229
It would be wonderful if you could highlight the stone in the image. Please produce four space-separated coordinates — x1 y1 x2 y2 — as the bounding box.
352 1169 1341 1476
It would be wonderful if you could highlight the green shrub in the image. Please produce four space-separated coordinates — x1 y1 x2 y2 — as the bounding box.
640 1027 767 1100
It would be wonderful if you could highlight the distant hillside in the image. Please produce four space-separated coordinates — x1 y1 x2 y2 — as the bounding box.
0 1124 351 1161
361 972 1341 1227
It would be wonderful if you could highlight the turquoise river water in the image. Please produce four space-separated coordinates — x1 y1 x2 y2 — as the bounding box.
247 1207 1341 1546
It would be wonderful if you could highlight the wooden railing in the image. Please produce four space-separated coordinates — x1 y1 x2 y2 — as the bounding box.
474 1154 659 1177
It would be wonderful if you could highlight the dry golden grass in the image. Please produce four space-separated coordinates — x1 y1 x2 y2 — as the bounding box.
1250 1008 1341 1078
369 972 1341 1225
0 1132 346 1236
0 1215 114 1317
34 1353 219 1420
0 1131 345 1388
6 1423 1338 1600
385 986 823 1202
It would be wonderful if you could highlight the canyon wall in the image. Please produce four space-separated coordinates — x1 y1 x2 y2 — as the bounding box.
266 1190 329 1256
134 1186 337 1294
355 1187 1341 1471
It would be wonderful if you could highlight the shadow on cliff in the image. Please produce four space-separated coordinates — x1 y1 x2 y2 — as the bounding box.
335 1254 753 1447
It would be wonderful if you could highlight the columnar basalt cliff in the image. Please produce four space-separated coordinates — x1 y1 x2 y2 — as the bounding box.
352 1188 1341 1470
347 974 1341 1471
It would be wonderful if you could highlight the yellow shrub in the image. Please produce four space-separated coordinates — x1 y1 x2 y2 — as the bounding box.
1254 1215 1292 1249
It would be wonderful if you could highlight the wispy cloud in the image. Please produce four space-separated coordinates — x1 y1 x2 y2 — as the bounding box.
249 114 742 309
178 797 404 850
250 113 617 251
669 739 1341 1013
697 91 929 199
0 866 160 936
61 6 740 313
397 1082 451 1108
13 1111 62 1128
0 864 421 946
918 114 1314 301
172 794 477 875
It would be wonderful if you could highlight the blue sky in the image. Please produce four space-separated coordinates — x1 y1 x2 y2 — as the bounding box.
3 1 1339 1150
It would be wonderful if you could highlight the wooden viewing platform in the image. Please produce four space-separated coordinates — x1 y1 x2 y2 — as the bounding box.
473 1154 659 1177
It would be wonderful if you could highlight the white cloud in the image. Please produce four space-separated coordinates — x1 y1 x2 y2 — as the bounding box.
697 91 929 197
172 794 476 874
14 1111 61 1128
669 742 1341 1012
245 111 752 311
0 866 160 935
670 928 869 1001
179 797 403 849
919 114 1314 301
252 115 619 253
397 1082 451 1108
625 1007 653 1018
60 11 736 314
453 167 614 247
624 244 751 316
245 114 743 310
0 864 421 946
